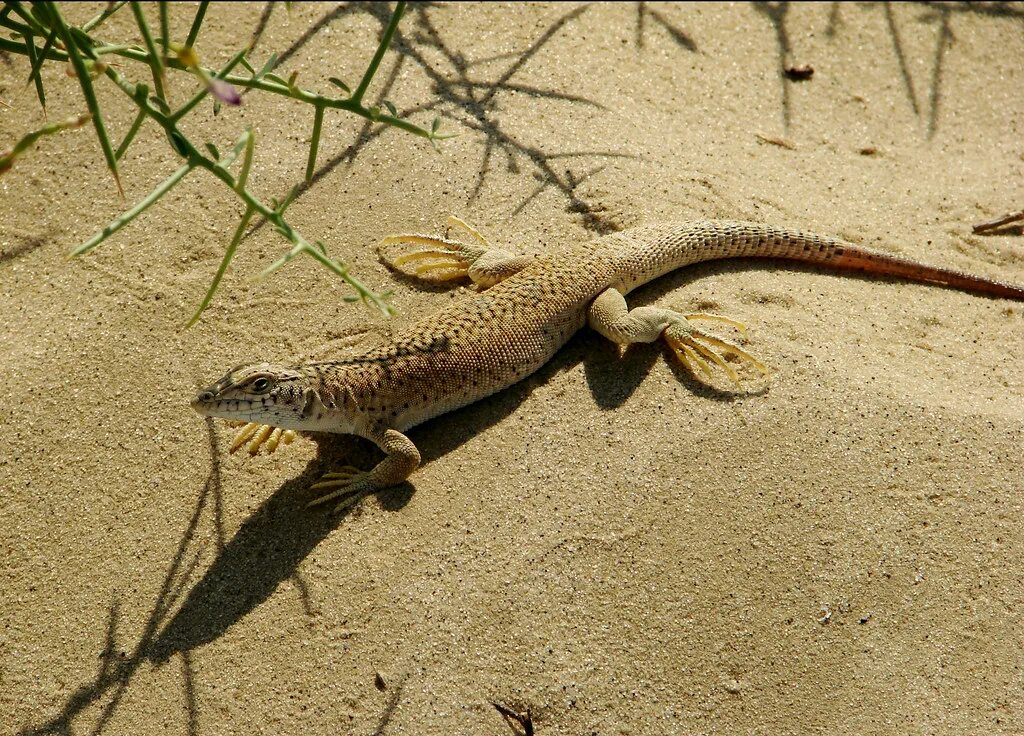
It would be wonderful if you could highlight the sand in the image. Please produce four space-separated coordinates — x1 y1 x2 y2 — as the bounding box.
2 2 1023 734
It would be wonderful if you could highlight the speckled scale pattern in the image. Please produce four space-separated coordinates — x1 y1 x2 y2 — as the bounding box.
600 220 850 294
311 246 618 433
305 219 1024 436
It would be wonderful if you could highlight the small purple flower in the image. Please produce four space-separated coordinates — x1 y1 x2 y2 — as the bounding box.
207 77 241 106
174 44 241 107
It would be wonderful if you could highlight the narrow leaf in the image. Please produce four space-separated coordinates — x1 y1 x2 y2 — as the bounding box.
46 2 123 198
327 77 350 95
235 129 255 191
253 53 278 81
27 28 58 96
168 129 190 157
71 162 193 256
277 184 299 215
383 100 397 117
115 107 147 160
22 31 47 113
183 206 255 327
305 105 324 183
82 1 128 32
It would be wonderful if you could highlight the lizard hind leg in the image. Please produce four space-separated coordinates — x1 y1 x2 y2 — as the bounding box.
587 288 768 389
380 216 534 289
379 233 482 283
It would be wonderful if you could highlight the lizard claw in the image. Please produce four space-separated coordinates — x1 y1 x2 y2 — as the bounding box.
307 466 374 513
227 421 296 455
380 216 491 283
379 233 484 282
664 315 769 388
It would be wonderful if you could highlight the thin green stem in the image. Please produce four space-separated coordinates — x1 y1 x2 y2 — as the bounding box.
0 32 439 140
129 2 166 101
82 1 128 32
158 3 169 60
183 130 256 327
305 104 324 183
185 1 210 48
6 1 415 318
70 162 193 256
351 0 405 105
183 206 255 328
0 112 91 174
44 2 123 197
115 106 147 160
22 31 47 113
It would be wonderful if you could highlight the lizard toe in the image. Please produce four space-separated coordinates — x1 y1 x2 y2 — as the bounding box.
664 318 768 388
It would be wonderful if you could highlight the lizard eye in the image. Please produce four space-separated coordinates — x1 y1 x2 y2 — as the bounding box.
251 377 271 393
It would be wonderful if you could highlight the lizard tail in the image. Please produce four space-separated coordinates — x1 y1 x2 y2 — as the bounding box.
815 246 1024 300
612 221 1024 300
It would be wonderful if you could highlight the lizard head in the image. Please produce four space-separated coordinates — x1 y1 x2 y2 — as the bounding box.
191 362 327 430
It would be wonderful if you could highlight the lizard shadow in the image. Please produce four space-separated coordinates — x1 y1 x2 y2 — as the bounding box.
145 443 412 664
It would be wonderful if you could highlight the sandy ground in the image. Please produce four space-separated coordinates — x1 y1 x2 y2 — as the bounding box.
2 2 1023 734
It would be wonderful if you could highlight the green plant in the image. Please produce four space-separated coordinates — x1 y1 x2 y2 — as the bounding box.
0 1 452 323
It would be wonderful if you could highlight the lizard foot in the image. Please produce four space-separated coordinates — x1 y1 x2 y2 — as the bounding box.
664 315 769 388
227 421 297 455
379 215 489 282
307 466 374 513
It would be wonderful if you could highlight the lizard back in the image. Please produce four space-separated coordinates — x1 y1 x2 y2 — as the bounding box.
314 247 619 432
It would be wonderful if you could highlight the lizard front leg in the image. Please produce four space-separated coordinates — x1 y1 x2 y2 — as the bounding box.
227 421 297 455
587 288 768 388
306 428 421 513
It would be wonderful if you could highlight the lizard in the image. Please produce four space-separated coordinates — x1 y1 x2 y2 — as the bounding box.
191 218 1024 512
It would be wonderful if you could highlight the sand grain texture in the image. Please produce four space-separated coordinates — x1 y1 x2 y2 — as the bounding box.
2 3 1022 734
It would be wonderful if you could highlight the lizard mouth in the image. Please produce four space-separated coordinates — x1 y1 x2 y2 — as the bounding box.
190 393 258 418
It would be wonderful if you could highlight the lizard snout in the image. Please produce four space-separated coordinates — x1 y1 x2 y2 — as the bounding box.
192 390 216 410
